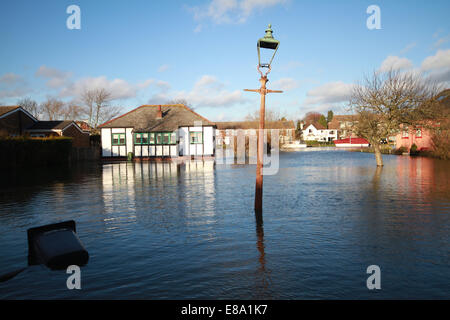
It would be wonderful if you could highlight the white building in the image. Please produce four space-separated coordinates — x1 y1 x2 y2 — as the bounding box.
98 104 216 158
302 123 338 142
215 121 296 145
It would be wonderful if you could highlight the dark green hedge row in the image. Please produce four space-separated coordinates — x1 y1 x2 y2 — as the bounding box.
306 140 335 147
0 137 73 168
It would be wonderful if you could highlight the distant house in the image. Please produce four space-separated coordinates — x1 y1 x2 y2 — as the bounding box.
0 106 90 147
0 106 37 136
25 120 90 147
98 104 216 158
75 121 93 134
394 125 434 151
301 122 338 142
215 120 295 145
327 115 360 139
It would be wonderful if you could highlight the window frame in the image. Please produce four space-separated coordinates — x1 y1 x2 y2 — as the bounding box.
415 128 422 138
189 131 203 144
136 132 176 145
112 133 126 146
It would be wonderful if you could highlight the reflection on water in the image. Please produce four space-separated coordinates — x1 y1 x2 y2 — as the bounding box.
0 152 449 299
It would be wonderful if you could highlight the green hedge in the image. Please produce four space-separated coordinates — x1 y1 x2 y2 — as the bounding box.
0 136 73 168
306 140 335 147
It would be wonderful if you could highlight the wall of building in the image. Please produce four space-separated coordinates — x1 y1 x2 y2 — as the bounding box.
102 126 215 158
62 124 90 148
0 110 36 136
395 127 433 151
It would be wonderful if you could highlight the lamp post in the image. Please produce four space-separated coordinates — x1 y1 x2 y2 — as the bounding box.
244 24 282 217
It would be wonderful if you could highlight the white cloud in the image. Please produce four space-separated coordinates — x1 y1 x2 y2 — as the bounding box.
60 76 155 100
421 49 450 85
35 65 72 88
148 75 247 108
194 24 203 33
0 73 24 85
379 56 413 72
421 49 450 71
0 73 31 99
157 64 170 72
399 42 416 55
271 78 298 91
304 81 355 106
433 35 450 48
190 0 287 24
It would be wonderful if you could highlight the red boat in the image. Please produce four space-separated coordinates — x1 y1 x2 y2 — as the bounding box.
334 137 369 148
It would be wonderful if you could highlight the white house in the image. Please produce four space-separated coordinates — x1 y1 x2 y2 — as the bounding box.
98 104 216 158
215 120 296 145
302 123 338 142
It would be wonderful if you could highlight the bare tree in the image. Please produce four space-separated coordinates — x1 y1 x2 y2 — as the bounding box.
80 88 114 128
17 97 40 119
245 108 288 122
80 89 96 126
64 103 85 121
349 69 440 166
97 105 121 127
165 98 193 109
40 97 66 121
302 112 323 124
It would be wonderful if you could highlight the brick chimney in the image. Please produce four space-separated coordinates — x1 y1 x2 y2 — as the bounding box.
156 105 163 119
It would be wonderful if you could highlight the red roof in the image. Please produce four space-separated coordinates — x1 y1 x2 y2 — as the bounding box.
334 137 369 144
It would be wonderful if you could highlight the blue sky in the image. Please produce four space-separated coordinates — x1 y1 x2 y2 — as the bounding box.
1 0 449 121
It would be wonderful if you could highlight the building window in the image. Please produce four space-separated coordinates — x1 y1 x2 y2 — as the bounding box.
134 133 150 144
415 128 422 138
190 131 203 144
112 133 126 146
147 132 176 145
402 127 409 138
149 133 155 144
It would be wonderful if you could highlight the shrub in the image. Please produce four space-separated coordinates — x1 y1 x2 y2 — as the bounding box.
431 130 450 160
0 136 73 169
394 146 408 155
410 143 418 155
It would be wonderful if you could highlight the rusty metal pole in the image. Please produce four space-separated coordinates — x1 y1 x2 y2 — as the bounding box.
244 68 282 217
255 76 267 215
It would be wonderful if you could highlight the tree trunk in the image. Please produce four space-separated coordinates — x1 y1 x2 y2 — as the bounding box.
373 143 383 167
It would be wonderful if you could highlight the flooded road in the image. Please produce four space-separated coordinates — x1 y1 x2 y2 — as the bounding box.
0 150 449 299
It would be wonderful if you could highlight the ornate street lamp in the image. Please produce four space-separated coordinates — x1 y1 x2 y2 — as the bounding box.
244 24 283 217
257 24 280 69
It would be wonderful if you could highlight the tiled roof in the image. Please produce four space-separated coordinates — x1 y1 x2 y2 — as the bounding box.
304 122 326 130
27 120 74 131
215 120 295 130
0 106 20 117
98 104 215 131
328 115 359 129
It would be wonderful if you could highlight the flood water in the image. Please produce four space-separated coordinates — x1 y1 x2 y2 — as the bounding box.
0 150 449 299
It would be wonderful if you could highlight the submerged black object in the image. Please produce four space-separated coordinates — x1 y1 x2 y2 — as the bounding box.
27 220 89 270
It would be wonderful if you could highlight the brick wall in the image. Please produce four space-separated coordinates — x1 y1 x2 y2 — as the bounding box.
0 110 36 135
62 124 90 147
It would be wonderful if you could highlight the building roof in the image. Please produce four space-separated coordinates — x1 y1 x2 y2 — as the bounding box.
75 121 93 132
0 106 20 118
303 121 326 130
327 115 359 129
98 104 215 131
26 120 75 131
215 120 295 130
